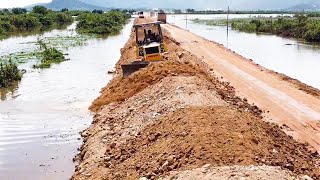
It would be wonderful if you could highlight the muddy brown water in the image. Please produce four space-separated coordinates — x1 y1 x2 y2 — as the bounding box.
168 14 320 89
0 20 134 179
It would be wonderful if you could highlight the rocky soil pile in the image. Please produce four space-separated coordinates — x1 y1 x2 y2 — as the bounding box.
102 107 319 179
72 19 320 180
162 165 304 180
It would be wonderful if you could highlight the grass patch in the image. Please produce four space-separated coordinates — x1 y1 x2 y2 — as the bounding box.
42 35 91 48
1 34 90 68
1 51 42 64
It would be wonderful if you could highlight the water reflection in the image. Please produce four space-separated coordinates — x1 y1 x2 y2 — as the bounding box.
0 81 20 101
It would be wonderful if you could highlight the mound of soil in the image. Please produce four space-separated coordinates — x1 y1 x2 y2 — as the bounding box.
163 165 299 180
74 19 320 180
103 107 319 179
90 59 262 119
90 61 203 112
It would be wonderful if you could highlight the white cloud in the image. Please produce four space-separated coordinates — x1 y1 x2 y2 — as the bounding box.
0 0 52 8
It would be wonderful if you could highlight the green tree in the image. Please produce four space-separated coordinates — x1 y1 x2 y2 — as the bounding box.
32 6 48 15
76 10 129 35
173 9 182 14
61 8 69 12
186 9 195 13
92 9 103 14
12 8 27 15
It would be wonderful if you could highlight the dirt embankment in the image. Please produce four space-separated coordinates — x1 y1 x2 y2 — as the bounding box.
73 19 320 180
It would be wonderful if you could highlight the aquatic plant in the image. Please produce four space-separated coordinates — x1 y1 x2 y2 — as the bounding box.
33 39 66 69
0 60 22 88
42 35 91 48
1 33 90 70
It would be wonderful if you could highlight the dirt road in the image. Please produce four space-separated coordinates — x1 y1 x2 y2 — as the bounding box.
163 24 320 152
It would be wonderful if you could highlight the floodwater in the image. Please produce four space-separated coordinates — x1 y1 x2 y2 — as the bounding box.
168 14 320 89
0 20 133 179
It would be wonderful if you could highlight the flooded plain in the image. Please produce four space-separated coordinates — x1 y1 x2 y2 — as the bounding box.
1 13 320 179
0 20 133 179
168 14 320 89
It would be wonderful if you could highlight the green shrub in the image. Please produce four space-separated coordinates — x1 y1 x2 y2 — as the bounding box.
303 20 320 42
76 10 129 35
0 60 22 88
12 8 27 15
232 22 256 32
33 40 66 69
32 6 49 15
210 14 320 42
0 6 74 39
56 13 73 24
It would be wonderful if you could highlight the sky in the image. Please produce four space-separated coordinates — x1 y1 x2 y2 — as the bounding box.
84 0 318 10
0 0 318 9
0 0 51 8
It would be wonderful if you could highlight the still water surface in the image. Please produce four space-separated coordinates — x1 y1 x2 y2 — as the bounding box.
168 14 320 88
0 20 133 179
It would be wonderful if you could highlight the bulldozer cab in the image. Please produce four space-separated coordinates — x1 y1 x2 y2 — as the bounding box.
134 22 167 61
121 22 168 78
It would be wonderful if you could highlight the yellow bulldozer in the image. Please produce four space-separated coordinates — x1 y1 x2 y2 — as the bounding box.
121 21 168 77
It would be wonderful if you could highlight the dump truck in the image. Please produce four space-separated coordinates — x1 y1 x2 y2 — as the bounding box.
157 12 167 23
138 11 144 18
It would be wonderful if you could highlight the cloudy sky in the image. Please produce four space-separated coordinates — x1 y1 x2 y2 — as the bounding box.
0 0 51 8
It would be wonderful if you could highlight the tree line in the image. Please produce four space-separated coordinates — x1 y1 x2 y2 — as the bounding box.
76 10 130 35
171 9 320 15
0 6 74 39
230 14 320 42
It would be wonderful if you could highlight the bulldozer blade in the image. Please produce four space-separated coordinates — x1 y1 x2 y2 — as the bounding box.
121 61 150 77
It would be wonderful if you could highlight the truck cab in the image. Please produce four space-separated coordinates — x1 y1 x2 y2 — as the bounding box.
138 11 144 18
157 12 167 23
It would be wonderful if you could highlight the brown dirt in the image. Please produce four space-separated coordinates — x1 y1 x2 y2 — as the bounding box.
169 24 320 99
162 165 302 180
90 37 261 117
272 71 320 97
73 18 320 180
102 107 319 179
164 24 320 152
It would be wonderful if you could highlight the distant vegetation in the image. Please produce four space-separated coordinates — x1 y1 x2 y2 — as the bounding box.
171 9 320 17
307 12 320 17
172 9 299 15
0 6 73 39
0 60 22 88
194 14 320 42
76 10 130 35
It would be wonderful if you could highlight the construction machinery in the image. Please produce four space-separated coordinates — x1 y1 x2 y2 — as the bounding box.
138 11 144 18
121 21 168 77
157 12 167 23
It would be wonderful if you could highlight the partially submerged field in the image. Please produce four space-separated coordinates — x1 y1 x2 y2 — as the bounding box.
72 19 320 179
193 14 320 42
